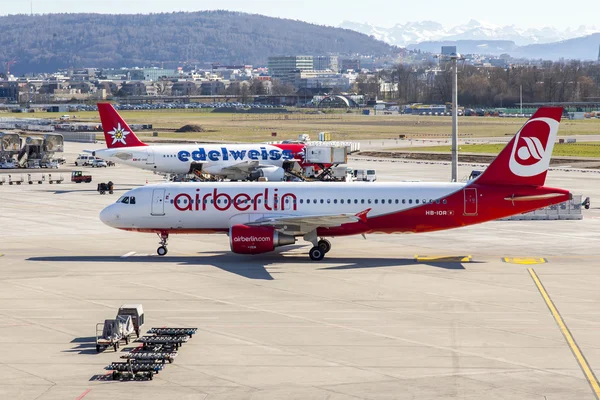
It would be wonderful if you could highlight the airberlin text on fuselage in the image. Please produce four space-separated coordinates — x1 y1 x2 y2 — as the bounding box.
173 188 297 212
177 147 294 163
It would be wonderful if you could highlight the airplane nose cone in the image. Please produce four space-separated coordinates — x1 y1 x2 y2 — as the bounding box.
99 205 117 227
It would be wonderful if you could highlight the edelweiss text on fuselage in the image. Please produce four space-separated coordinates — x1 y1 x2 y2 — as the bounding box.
172 188 298 212
177 147 295 163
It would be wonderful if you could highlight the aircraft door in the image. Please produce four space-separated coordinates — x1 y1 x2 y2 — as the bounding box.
463 188 478 216
151 189 165 216
146 148 155 165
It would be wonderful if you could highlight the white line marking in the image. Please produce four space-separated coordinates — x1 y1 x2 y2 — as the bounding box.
121 251 136 258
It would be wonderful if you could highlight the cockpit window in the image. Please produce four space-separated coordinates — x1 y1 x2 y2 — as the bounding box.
117 196 135 205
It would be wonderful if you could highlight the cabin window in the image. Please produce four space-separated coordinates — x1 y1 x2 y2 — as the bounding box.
340 199 344 204
368 199 372 204
327 199 331 204
361 199 365 204
374 199 378 204
395 199 399 204
170 199 174 204
443 199 447 204
402 199 406 204
416 199 420 204
285 199 289 204
409 199 412 204
334 199 338 204
436 199 440 204
348 199 351 204
300 199 304 204
320 199 324 204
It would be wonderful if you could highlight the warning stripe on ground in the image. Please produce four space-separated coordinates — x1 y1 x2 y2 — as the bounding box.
414 255 472 263
503 257 547 265
529 268 600 399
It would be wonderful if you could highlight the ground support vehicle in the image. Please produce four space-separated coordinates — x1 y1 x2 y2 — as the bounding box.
47 174 64 184
71 171 92 183
107 361 163 381
121 348 178 364
97 181 114 195
95 316 134 352
27 174 43 185
139 335 189 350
117 304 144 337
147 327 198 338
8 174 23 185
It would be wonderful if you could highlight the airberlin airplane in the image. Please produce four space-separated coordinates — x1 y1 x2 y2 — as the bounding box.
94 103 305 181
100 107 571 261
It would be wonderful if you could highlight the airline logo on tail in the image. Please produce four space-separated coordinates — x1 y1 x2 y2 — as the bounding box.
97 103 147 148
509 117 559 177
107 123 130 146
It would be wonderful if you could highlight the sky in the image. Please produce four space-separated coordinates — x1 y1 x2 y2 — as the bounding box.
0 0 598 30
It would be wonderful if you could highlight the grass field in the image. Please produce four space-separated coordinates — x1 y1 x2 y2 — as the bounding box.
3 109 600 143
404 142 600 158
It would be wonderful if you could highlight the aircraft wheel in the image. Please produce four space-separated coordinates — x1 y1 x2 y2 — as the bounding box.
157 246 168 256
309 246 325 261
318 239 331 254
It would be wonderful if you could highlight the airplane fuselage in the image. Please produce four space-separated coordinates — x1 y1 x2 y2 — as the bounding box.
100 181 570 236
95 143 301 175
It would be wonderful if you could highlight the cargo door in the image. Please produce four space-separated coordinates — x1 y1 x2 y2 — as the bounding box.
146 148 155 165
463 188 478 216
151 189 165 216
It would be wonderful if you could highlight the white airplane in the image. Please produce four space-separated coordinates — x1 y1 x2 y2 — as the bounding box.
94 103 306 181
100 107 571 261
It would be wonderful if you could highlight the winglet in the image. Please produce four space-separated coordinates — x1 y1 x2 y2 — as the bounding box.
355 208 371 223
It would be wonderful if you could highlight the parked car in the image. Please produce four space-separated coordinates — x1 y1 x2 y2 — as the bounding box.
91 159 108 168
0 160 17 169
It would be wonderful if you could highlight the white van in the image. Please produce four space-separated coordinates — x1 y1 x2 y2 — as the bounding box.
352 169 376 182
74 153 94 166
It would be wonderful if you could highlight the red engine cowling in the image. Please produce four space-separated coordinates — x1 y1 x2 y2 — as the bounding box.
229 224 295 255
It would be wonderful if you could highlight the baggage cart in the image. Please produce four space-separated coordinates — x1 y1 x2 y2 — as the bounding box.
95 315 135 352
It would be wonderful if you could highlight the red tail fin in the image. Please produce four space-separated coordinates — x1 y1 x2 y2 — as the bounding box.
474 107 563 187
97 103 147 148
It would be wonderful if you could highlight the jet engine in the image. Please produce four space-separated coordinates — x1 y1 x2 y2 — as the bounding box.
229 224 295 254
248 166 285 181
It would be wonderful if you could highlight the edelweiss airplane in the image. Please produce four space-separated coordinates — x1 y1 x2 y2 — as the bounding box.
100 108 571 261
94 103 305 180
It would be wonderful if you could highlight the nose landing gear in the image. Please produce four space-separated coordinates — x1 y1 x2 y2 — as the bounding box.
157 231 169 256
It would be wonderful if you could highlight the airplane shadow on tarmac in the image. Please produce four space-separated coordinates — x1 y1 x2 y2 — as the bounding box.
28 251 478 281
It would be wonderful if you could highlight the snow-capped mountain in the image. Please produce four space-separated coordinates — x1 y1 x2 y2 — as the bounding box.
339 20 599 47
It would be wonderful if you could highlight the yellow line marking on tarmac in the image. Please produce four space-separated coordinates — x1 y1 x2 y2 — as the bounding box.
503 257 547 265
414 255 472 263
528 268 600 399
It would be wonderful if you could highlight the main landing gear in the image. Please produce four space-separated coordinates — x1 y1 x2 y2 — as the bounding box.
157 232 169 256
308 238 332 261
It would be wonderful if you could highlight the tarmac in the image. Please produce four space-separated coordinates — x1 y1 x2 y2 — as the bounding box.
1 142 600 399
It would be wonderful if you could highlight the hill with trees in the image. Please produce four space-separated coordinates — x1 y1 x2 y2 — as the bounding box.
0 11 398 75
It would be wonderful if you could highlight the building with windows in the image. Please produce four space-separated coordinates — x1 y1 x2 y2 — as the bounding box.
294 70 351 92
313 56 339 72
340 59 360 72
268 56 313 83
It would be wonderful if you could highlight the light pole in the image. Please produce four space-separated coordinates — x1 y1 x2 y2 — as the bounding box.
450 53 460 182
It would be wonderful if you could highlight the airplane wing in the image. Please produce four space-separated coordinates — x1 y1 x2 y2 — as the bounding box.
220 160 260 173
246 209 371 235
